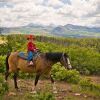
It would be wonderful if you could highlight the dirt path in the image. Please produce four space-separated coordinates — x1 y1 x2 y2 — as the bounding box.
86 76 100 84
2 77 100 100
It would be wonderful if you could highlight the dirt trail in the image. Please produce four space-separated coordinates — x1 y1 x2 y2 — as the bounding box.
86 76 100 84
3 77 100 100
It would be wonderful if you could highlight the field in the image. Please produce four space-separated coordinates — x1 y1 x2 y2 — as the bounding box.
0 34 100 100
1 76 99 100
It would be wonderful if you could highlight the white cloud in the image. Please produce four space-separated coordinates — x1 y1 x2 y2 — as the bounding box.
0 0 100 27
43 0 64 8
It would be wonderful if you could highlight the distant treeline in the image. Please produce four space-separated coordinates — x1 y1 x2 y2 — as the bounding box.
36 35 100 53
0 34 100 53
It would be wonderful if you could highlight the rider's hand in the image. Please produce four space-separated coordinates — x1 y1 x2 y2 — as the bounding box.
36 48 41 52
34 48 40 52
36 48 39 50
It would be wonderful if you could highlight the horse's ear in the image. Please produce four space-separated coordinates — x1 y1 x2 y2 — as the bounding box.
64 52 69 57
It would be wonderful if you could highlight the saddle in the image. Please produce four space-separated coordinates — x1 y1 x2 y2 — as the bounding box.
18 52 39 60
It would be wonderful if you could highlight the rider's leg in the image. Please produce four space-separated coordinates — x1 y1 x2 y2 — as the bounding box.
27 51 33 65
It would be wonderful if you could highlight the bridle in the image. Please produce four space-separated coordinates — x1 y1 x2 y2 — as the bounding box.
61 53 72 69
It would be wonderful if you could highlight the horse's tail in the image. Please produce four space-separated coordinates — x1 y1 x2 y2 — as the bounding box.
5 52 11 73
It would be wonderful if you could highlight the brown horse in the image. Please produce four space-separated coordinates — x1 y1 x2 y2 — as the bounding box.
5 52 72 93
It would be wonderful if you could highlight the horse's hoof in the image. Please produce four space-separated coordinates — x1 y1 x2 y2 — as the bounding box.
30 91 37 94
8 92 16 96
53 91 57 94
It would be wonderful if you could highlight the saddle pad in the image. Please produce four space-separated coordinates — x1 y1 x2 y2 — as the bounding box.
18 52 28 60
18 52 39 60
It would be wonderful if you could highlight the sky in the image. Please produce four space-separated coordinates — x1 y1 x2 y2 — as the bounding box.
0 0 100 27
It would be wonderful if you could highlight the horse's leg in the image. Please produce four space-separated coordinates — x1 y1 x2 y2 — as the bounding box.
5 71 10 81
5 52 10 82
32 74 40 93
50 75 54 83
13 72 19 90
50 75 57 93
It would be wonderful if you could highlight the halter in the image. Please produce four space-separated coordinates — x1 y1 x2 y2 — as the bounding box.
62 53 71 67
62 53 66 64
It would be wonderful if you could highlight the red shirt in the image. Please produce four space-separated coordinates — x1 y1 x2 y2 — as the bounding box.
27 42 36 52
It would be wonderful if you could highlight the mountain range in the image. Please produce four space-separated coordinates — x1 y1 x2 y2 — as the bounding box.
0 23 100 37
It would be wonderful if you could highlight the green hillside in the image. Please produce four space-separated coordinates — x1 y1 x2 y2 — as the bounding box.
0 34 100 75
0 34 100 99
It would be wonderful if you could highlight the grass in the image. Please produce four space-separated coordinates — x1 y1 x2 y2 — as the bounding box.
71 84 100 100
1 79 55 100
1 78 99 100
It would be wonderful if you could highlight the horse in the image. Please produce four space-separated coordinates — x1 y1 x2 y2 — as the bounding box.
5 52 72 93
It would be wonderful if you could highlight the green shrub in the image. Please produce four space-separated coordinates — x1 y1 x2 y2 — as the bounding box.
79 78 100 92
77 78 100 97
51 64 81 84
0 56 6 73
67 46 100 75
0 43 8 55
0 75 8 96
36 92 55 100
79 78 92 90
26 91 55 100
92 83 100 92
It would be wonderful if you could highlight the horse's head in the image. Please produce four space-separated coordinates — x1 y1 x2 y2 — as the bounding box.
45 52 72 69
60 53 72 70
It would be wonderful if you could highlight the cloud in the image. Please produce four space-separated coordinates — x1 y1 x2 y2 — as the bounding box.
60 0 71 5
0 0 100 27
43 0 64 9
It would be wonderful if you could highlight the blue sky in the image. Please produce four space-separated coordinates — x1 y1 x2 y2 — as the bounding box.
0 0 100 27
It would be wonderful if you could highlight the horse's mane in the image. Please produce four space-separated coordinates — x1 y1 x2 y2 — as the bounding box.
45 52 63 62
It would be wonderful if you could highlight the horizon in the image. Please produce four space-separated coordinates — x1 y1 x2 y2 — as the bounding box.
0 23 100 28
0 0 100 27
